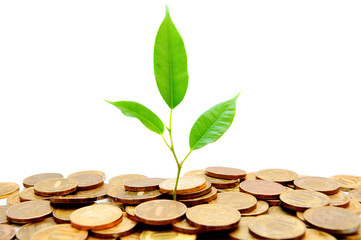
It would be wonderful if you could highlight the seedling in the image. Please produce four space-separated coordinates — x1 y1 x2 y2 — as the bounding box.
106 6 240 200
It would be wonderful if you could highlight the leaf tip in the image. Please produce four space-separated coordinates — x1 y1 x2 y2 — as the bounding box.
165 4 170 16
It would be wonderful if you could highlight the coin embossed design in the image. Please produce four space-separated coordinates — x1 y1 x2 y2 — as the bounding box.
0 182 19 199
19 187 49 202
280 190 330 212
240 180 285 199
330 175 361 191
53 208 81 224
241 200 269 216
302 228 337 240
186 204 241 231
34 178 78 196
179 187 217 206
329 191 350 207
91 215 137 238
249 215 306 240
6 200 53 224
229 217 259 240
159 176 206 194
0 224 16 240
294 176 340 195
209 192 257 213
134 199 187 225
124 178 164 191
205 167 246 180
70 204 123 231
23 173 64 188
109 174 147 187
107 185 162 205
16 217 57 240
304 206 360 235
256 169 298 184
140 230 196 240
68 173 104 190
30 224 88 240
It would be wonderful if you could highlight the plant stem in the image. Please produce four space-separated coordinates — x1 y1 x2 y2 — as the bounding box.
173 164 182 200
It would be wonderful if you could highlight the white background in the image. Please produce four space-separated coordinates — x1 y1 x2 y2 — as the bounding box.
1 1 360 186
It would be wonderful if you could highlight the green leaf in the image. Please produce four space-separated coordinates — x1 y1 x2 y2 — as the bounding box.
105 100 164 134
154 5 188 109
189 93 241 150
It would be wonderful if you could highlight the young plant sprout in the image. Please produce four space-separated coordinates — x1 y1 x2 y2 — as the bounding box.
106 6 240 200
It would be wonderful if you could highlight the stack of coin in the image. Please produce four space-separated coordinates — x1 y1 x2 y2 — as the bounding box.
1 168 361 240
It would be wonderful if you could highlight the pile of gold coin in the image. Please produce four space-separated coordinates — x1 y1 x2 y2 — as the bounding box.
1 168 361 239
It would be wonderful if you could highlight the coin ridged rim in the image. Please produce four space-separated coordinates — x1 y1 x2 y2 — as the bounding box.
329 191 350 208
0 224 16 240
239 180 285 199
6 200 53 224
107 185 162 205
179 187 217 206
134 199 187 225
241 201 269 216
159 176 207 195
205 167 246 180
91 216 137 238
171 218 206 234
209 192 257 213
203 174 240 189
172 181 212 200
124 178 164 192
22 173 64 188
34 178 78 196
280 190 330 212
68 173 105 191
294 176 340 195
304 206 360 235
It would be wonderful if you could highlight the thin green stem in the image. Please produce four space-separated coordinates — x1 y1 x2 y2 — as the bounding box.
161 134 171 150
172 165 182 200
181 149 193 166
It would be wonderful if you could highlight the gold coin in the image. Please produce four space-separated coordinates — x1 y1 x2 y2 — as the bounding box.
53 207 82 224
280 189 330 211
209 192 257 213
349 188 361 203
296 211 305 222
183 170 205 176
177 181 212 200
256 169 298 184
249 214 306 240
0 182 19 199
344 199 361 215
23 173 63 188
294 176 340 195
30 224 88 240
86 236 116 240
140 230 196 240
205 166 246 180
229 216 259 240
171 218 205 234
19 187 49 201
330 175 361 192
339 225 361 240
217 184 240 193
241 200 269 216
304 206 360 235
68 173 104 191
159 176 206 194
34 178 78 196
70 204 123 231
50 195 97 205
91 215 137 238
68 170 105 179
266 199 281 206
0 205 11 224
268 206 295 217
186 204 240 231
124 205 137 221
179 187 217 206
16 217 57 240
240 180 285 199
6 200 53 224
329 191 350 207
124 178 165 191
301 228 336 240
134 199 187 225
6 192 21 205
121 231 141 240
0 224 16 240
245 172 257 181
109 174 147 187
202 174 239 189
107 185 162 205
66 184 108 200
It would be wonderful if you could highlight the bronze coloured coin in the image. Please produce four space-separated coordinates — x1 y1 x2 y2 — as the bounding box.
171 218 205 234
256 169 298 184
109 174 147 187
202 174 239 189
266 199 281 206
176 181 212 200
0 206 11 224
0 183 19 199
19 187 49 201
217 184 240 193
159 176 206 194
134 199 187 225
339 225 361 240
280 189 330 212
68 170 106 179
330 175 361 191
124 178 164 191
53 207 82 224
245 172 257 181
107 185 162 204
6 200 53 224
122 231 141 240
91 215 137 238
68 173 104 191
139 230 196 240
205 166 246 180
34 178 78 196
179 187 217 206
209 192 257 213
87 236 116 240
16 217 57 240
71 184 109 200
302 228 337 240
349 188 361 203
0 224 16 240
344 199 361 215
329 191 350 207
30 224 88 240
239 180 285 199
229 217 259 240
6 193 21 205
268 206 295 217
241 200 269 216
50 195 97 205
124 205 137 221
184 170 204 177
304 206 360 235
186 204 241 231
22 173 63 188
294 176 340 195
248 214 306 240
70 204 123 230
